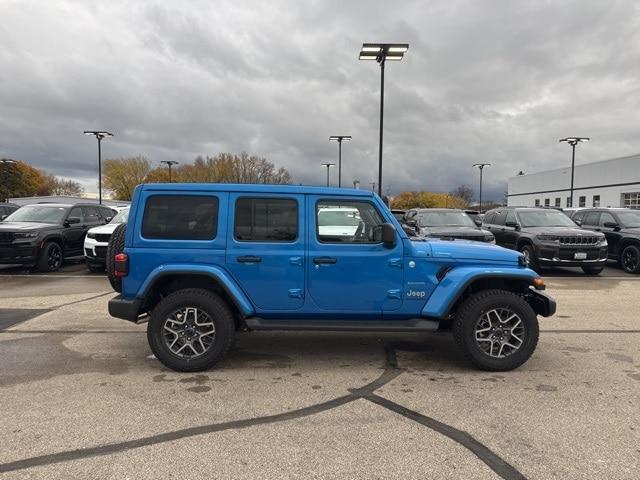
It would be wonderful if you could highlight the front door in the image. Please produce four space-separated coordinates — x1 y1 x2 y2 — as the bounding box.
306 196 404 317
225 194 305 311
63 206 87 255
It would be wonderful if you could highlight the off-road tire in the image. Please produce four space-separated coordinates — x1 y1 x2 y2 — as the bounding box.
581 266 603 275
620 244 640 274
453 289 539 371
147 288 235 372
519 244 540 272
37 242 63 272
106 223 126 292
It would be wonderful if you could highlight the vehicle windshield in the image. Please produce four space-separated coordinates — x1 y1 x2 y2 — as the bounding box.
318 209 361 227
110 207 129 224
418 211 475 227
616 210 640 228
517 210 577 227
3 205 67 224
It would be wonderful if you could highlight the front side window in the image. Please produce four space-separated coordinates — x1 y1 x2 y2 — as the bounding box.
583 212 600 226
317 200 384 243
234 198 297 242
68 207 85 223
492 211 506 226
505 210 517 225
142 195 218 240
599 212 616 227
110 208 129 224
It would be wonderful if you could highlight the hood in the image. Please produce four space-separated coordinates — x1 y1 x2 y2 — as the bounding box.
0 222 58 231
420 226 489 237
408 238 520 264
522 226 603 237
87 223 120 235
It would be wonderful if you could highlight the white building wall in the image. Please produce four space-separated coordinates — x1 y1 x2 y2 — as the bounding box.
507 154 640 208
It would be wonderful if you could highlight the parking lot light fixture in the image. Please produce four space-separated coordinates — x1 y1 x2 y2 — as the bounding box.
473 163 491 213
83 131 114 204
329 136 352 188
359 42 409 197
321 163 336 187
160 160 179 183
559 137 590 208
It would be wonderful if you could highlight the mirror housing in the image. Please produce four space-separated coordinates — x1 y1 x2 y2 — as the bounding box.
105 216 113 223
65 217 80 226
406 219 417 227
505 221 520 230
381 223 396 247
603 221 620 230
574 219 582 226
473 218 482 227
0 214 6 221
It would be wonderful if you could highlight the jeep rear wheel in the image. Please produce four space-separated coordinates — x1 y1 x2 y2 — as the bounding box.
453 289 539 371
147 288 235 372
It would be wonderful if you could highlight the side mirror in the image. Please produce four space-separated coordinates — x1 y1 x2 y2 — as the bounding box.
474 219 482 227
406 219 417 227
65 217 80 226
574 219 582 226
505 221 520 230
105 216 113 223
603 222 619 229
0 214 6 221
381 223 396 247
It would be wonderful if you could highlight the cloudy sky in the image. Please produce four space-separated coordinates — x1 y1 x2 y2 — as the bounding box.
1 0 639 200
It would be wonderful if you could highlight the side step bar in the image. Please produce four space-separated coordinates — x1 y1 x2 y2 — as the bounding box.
244 318 439 332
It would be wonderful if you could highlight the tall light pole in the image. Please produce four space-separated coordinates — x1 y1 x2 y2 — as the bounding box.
473 163 491 213
0 159 17 203
559 137 589 208
160 160 179 183
359 43 409 197
329 135 352 187
83 131 113 204
321 163 335 187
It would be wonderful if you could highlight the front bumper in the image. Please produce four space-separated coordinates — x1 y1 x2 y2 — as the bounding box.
535 244 608 267
0 244 39 265
84 237 109 265
528 287 556 317
108 295 143 322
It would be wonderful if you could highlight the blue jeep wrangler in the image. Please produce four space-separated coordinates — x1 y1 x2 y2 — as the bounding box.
107 184 555 372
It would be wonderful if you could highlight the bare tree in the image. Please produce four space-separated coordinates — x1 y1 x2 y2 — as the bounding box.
450 184 474 206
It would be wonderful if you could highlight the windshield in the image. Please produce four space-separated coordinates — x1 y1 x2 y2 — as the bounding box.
318 209 361 227
110 208 129 224
517 210 577 227
4 205 67 224
418 211 475 227
616 210 640 228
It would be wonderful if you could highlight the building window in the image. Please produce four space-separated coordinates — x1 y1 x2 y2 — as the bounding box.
578 196 586 207
544 198 550 207
554 198 561 207
593 195 600 207
534 199 540 207
566 197 572 207
622 192 640 209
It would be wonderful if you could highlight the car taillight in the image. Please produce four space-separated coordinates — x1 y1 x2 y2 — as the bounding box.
114 253 129 277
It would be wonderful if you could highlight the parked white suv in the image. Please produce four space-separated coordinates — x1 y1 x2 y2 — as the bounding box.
84 207 129 272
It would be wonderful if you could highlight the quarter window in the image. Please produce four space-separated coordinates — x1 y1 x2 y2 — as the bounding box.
234 198 298 242
316 200 384 243
142 195 218 240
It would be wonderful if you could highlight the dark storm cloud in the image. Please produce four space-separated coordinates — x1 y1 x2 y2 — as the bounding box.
1 0 639 200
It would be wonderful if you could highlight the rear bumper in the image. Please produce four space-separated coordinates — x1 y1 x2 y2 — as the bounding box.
108 295 143 322
528 287 556 317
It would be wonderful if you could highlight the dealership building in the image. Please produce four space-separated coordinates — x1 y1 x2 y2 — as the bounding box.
507 153 640 209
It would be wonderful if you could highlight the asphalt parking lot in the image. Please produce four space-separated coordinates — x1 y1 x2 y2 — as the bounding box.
1 263 639 479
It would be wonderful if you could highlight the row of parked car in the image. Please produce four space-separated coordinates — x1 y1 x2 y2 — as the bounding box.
394 206 640 274
0 201 128 272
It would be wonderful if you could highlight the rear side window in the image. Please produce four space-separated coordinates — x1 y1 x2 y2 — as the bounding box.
483 211 496 224
234 198 298 242
142 195 218 240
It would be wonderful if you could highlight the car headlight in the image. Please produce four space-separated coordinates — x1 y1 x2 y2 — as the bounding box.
14 232 38 239
536 234 559 242
87 232 96 239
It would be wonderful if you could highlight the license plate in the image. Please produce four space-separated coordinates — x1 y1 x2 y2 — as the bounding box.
574 252 587 260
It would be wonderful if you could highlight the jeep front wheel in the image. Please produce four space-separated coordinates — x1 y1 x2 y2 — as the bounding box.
453 289 539 371
147 288 235 372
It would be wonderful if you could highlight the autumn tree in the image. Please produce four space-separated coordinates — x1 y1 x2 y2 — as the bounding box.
102 156 151 201
40 173 84 196
0 159 47 201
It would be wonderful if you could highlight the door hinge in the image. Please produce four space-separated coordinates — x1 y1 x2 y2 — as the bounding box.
386 289 402 299
388 258 403 268
289 256 303 266
288 288 304 299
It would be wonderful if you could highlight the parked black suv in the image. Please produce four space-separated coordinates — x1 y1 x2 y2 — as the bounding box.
483 207 608 274
0 203 19 220
0 203 114 271
405 208 494 242
571 208 640 274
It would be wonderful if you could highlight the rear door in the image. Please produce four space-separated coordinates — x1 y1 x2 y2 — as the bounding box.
225 194 305 312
